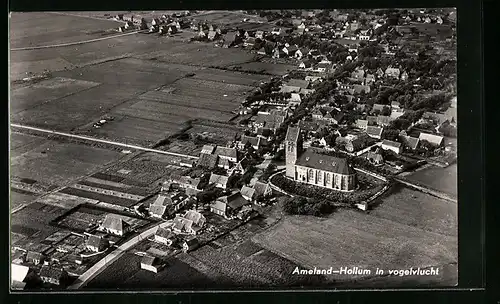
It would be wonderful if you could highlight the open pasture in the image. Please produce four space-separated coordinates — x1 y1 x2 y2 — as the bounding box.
11 83 142 131
10 77 100 115
10 139 123 187
191 68 269 86
59 187 138 207
10 12 122 49
404 164 457 198
252 188 457 285
135 41 257 68
10 189 38 210
10 132 46 155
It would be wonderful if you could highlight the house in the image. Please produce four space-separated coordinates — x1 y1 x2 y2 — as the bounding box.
256 46 266 55
420 112 449 126
271 27 285 36
154 227 176 246
282 45 298 56
295 47 310 60
85 235 109 253
305 75 322 83
365 151 384 165
197 153 218 170
400 71 409 81
351 69 365 79
376 115 393 127
381 139 402 154
400 135 420 150
313 62 333 73
232 158 252 174
385 67 401 79
345 133 372 153
390 111 405 119
214 146 238 163
273 48 287 58
356 119 368 130
418 132 444 146
201 144 215 154
299 60 313 70
26 251 44 266
210 192 249 218
255 30 265 39
182 237 199 252
172 215 195 234
39 266 69 286
209 173 229 189
366 126 384 139
238 135 261 150
140 255 163 273
99 214 131 236
240 185 256 201
371 103 387 114
391 101 401 110
243 37 256 47
253 181 272 198
352 84 370 94
367 116 378 125
183 210 206 229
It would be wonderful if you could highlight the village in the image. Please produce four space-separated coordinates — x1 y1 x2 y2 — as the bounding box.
11 8 458 289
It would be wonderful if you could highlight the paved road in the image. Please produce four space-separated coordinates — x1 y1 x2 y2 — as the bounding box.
10 124 198 160
11 30 141 51
68 221 171 289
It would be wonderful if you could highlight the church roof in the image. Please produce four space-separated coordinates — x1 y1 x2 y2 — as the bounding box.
295 149 355 175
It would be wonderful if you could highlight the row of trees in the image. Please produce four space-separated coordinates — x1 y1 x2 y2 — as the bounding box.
283 196 335 216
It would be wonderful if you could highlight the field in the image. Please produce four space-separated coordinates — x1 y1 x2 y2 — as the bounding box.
10 137 123 188
86 252 215 289
252 186 457 287
404 164 457 198
191 11 268 27
228 62 298 76
9 12 123 49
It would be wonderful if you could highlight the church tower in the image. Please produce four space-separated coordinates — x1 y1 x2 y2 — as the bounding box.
285 126 301 178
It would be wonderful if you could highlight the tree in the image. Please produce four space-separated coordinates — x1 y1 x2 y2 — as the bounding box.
381 106 391 116
382 128 400 141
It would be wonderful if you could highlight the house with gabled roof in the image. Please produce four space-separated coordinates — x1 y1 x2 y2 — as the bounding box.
154 227 176 246
385 67 401 79
356 119 368 130
381 139 402 154
39 266 69 286
365 151 384 165
366 126 384 139
182 237 199 252
26 251 44 266
210 192 250 218
238 135 261 150
299 60 314 70
377 115 393 127
197 153 218 169
253 181 272 198
140 255 163 273
85 235 109 253
99 214 131 237
400 135 420 150
240 185 256 201
418 132 444 146
209 173 229 189
214 146 238 163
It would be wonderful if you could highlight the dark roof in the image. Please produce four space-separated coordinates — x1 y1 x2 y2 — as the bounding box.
226 192 248 210
367 116 378 124
285 126 301 142
198 153 218 169
295 149 355 175
26 251 43 261
241 135 260 147
382 139 402 148
39 266 65 280
298 120 320 132
184 237 199 246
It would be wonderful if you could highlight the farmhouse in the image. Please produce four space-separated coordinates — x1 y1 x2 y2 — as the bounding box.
385 67 401 78
39 266 69 286
85 235 109 253
140 255 163 273
381 139 402 154
99 214 131 237
154 227 176 246
197 153 219 170
366 126 384 139
356 119 368 130
418 132 444 146
240 185 256 201
285 127 357 192
345 133 372 153
172 215 196 235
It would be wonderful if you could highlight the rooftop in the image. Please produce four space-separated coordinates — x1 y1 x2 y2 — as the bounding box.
295 149 355 175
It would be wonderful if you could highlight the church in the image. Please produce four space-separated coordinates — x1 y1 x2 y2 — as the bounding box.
285 126 357 192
